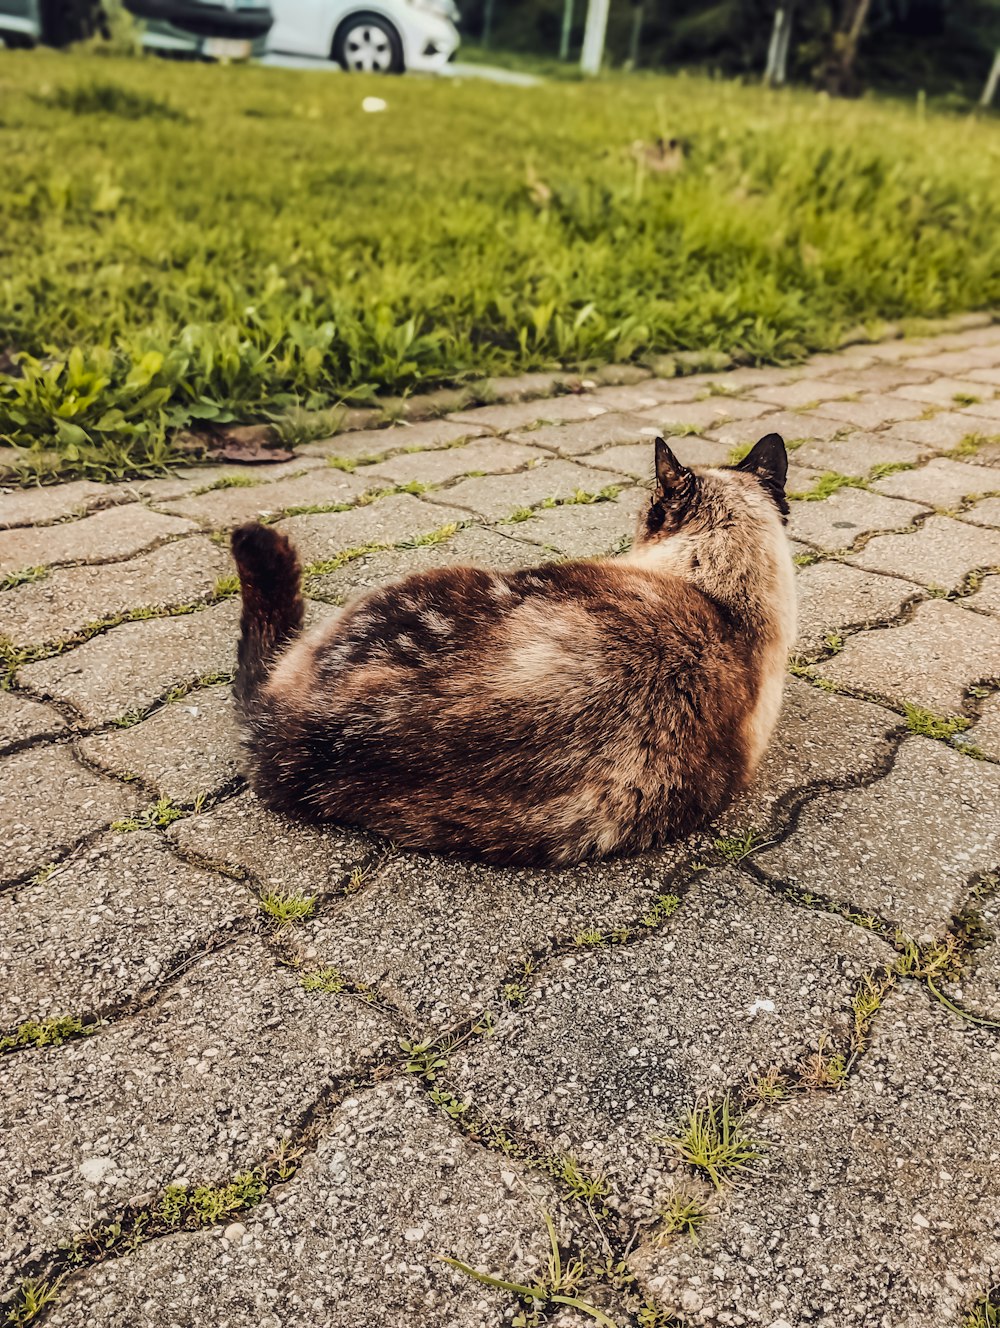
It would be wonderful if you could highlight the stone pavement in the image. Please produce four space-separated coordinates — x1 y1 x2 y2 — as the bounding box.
2 321 1000 1328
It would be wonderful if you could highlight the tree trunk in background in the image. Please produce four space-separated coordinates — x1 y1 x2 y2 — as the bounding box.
482 0 495 48
764 5 794 85
820 0 874 95
559 0 573 60
580 0 610 74
983 47 1000 105
627 2 644 69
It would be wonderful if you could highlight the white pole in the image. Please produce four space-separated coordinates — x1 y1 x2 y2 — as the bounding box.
580 0 610 75
982 48 1000 106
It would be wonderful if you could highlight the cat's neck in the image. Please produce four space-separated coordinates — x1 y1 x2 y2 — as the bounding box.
622 522 796 648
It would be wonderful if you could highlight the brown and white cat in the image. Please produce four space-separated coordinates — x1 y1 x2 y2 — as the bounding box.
230 434 796 866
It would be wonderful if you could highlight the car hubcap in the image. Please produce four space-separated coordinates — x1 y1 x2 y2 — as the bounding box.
344 24 392 71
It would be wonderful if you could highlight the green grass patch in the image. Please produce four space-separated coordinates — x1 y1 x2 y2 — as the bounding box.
902 702 971 740
258 889 316 927
659 1097 764 1189
0 565 48 591
5 52 1000 478
0 1014 95 1053
787 470 868 501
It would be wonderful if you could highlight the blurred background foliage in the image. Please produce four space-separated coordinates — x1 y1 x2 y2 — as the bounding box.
463 0 1000 102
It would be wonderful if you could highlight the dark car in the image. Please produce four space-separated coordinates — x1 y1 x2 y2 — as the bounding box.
0 0 271 57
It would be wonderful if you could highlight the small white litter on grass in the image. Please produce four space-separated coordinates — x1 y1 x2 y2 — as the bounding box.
747 998 776 1016
362 97 387 113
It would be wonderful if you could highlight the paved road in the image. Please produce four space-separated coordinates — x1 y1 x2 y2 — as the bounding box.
2 324 999 1326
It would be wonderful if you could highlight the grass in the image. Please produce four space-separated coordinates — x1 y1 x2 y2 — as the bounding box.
258 889 316 927
902 701 971 741
4 53 1000 479
659 1096 764 1189
0 1015 94 1054
966 1294 1000 1328
111 796 195 832
656 1191 710 1241
3 1276 65 1326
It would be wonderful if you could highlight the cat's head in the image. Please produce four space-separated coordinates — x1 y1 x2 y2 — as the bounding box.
632 432 790 566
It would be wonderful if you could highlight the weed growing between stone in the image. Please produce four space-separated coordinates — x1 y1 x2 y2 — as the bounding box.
659 1096 765 1189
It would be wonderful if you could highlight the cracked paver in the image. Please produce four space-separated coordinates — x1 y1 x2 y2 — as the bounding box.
2 325 999 1328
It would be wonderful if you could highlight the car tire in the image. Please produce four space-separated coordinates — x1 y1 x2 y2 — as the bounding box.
332 11 403 73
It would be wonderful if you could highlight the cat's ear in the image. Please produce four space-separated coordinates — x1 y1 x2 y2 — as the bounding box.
735 432 789 514
654 436 694 500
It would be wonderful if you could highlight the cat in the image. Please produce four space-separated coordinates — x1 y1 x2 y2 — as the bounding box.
230 433 795 866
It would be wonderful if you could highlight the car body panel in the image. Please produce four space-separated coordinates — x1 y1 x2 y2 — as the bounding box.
267 0 459 71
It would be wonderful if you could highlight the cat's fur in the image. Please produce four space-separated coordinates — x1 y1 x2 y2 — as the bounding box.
230 434 796 866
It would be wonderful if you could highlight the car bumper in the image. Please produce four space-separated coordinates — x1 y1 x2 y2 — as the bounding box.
403 12 458 72
140 19 269 57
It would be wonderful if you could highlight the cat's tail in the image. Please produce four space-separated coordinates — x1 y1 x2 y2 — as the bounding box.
231 521 305 711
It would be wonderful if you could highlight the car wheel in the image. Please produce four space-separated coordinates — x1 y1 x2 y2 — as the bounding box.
332 12 403 73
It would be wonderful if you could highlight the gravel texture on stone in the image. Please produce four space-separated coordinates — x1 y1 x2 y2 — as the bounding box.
447 868 893 1217
507 411 655 456
0 480 124 529
0 692 67 751
872 455 1000 506
276 493 468 566
849 514 1000 592
794 561 916 651
0 504 196 575
43 1080 560 1328
720 677 901 833
77 685 242 803
816 598 1000 712
170 790 376 892
159 467 369 527
430 458 626 521
361 436 543 487
0 745 141 884
630 986 1000 1328
17 601 240 725
755 736 1000 937
301 845 696 1033
1 537 231 646
1 830 254 1026
789 488 928 551
0 941 397 1276
510 489 644 558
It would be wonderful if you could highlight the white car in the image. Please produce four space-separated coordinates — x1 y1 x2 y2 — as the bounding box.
267 0 459 72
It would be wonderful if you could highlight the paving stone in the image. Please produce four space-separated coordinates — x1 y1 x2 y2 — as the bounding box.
907 347 1000 374
302 846 694 1033
872 456 1000 506
361 437 542 486
755 737 1000 936
848 514 1000 593
506 411 654 456
43 1080 557 1328
970 573 1000 617
1 537 231 647
447 868 891 1216
789 488 928 551
960 496 1000 529
583 435 732 479
630 986 1000 1328
816 599 1000 712
299 417 484 461
170 790 374 892
0 746 141 885
823 363 933 391
967 367 1000 387
431 460 625 522
276 494 469 567
965 693 1000 760
482 368 577 401
0 692 68 751
795 561 916 650
637 396 773 434
510 489 645 558
159 468 371 527
1 831 254 1027
890 376 997 406
305 525 543 603
706 410 845 446
881 411 983 450
790 431 925 475
77 686 241 804
0 940 396 1273
17 601 239 726
813 394 925 430
0 505 196 576
784 463 827 494
449 395 609 433
955 886 1000 1020
719 677 901 834
749 379 855 409
0 480 124 529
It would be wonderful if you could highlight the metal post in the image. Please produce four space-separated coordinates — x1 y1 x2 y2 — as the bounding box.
580 0 610 75
764 7 783 84
982 48 1000 106
482 0 495 49
559 0 573 60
